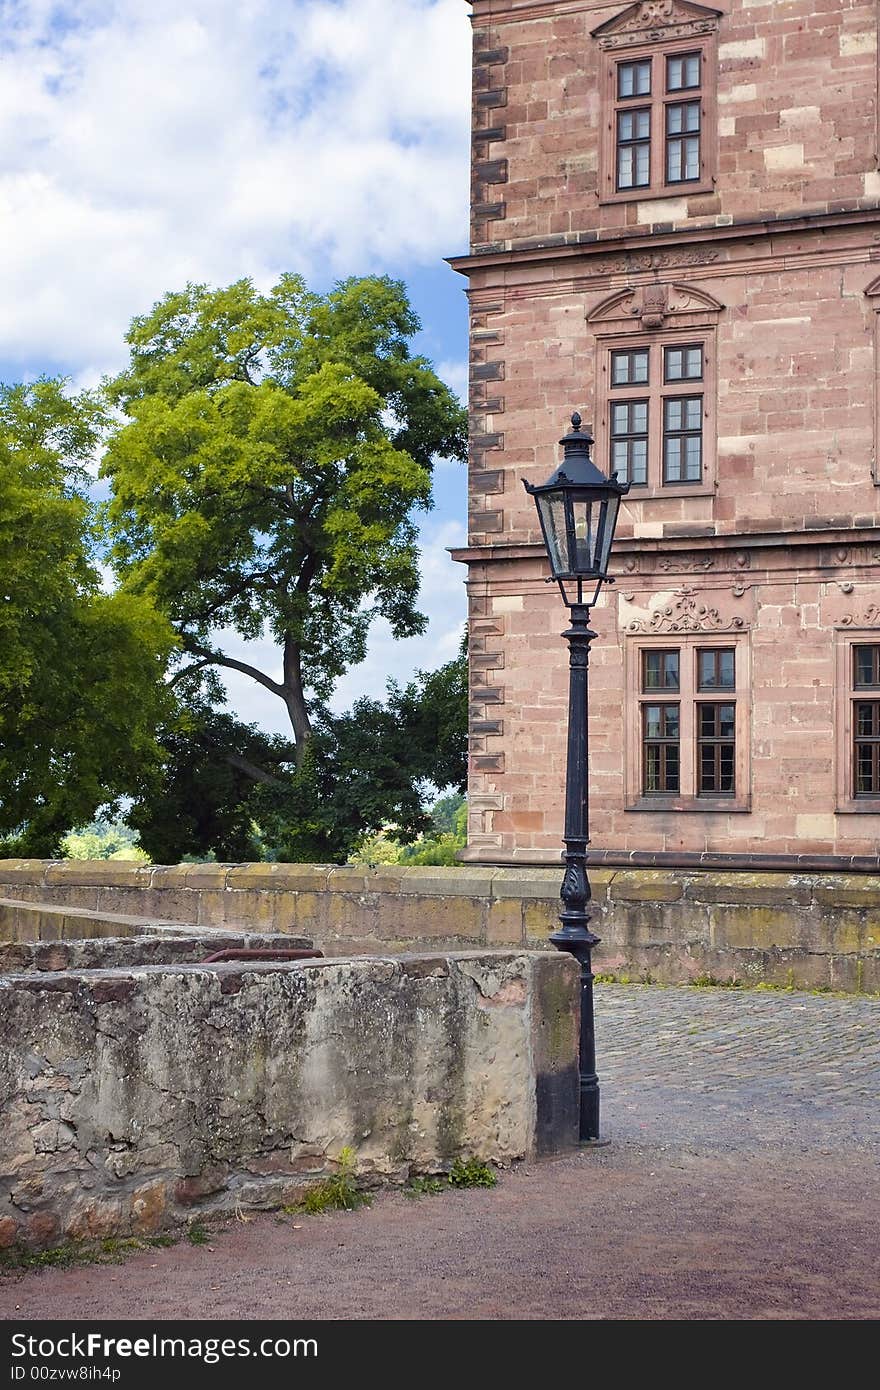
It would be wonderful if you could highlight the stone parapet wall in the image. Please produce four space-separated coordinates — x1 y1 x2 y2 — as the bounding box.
0 861 877 991
0 948 578 1250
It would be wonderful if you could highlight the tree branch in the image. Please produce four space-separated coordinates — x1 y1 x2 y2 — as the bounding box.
183 642 287 699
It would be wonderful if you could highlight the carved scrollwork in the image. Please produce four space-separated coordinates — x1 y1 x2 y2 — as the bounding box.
839 605 880 627
594 0 721 51
627 586 747 634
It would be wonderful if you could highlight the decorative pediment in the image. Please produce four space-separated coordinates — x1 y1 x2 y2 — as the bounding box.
865 274 880 300
593 1 722 51
587 281 725 328
627 587 747 635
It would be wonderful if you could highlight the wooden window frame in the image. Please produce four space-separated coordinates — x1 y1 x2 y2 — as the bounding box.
597 330 716 499
835 633 880 811
626 634 750 813
600 36 716 205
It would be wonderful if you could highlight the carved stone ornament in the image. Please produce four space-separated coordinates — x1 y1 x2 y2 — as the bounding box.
657 553 715 573
839 606 880 628
627 586 747 634
586 281 725 328
593 0 722 51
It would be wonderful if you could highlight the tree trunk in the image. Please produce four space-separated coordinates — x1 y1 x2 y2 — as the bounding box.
283 634 312 766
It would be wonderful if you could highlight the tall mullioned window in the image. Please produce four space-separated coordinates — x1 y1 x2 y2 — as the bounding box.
636 643 744 803
605 43 713 202
606 341 705 488
853 644 880 796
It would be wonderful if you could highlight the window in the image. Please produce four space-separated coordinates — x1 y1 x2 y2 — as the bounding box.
601 40 715 203
853 644 880 797
604 340 707 491
628 638 749 810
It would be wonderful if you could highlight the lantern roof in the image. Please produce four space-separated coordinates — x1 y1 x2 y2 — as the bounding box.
525 413 629 497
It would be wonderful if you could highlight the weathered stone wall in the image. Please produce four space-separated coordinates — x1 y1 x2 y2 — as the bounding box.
0 946 578 1250
0 861 877 992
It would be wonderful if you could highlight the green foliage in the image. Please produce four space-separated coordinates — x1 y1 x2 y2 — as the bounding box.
186 1221 210 1246
62 818 148 861
0 1235 175 1275
130 641 467 865
0 379 175 856
430 792 467 835
285 1148 370 1214
102 274 468 757
448 1158 497 1189
404 1176 447 1198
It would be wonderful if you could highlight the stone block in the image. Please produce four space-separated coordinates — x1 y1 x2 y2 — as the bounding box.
610 872 683 903
683 873 813 907
814 877 880 909
486 899 523 945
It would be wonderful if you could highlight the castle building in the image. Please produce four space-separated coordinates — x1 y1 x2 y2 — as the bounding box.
451 0 880 868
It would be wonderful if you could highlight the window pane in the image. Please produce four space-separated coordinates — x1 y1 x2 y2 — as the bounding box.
667 52 700 91
665 744 680 791
645 705 662 739
635 143 650 184
854 646 880 687
664 345 702 382
667 141 683 182
645 744 661 791
631 438 647 484
665 399 682 431
611 402 630 432
684 434 702 478
612 349 648 386
857 702 878 737
643 650 680 691
687 346 702 378
612 440 630 476
664 436 681 480
619 59 651 98
684 134 700 178
719 703 735 738
664 706 679 738
632 401 648 432
685 398 702 429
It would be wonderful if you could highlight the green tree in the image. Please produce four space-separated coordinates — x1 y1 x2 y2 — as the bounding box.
0 379 176 856
102 274 467 765
128 642 468 865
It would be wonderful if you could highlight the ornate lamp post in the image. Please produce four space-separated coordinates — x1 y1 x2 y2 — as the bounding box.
524 412 630 1143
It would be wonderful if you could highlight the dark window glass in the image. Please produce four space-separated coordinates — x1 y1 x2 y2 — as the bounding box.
618 59 652 99
854 700 880 795
666 100 700 182
698 648 735 691
667 52 700 92
663 395 702 483
853 645 880 689
617 107 651 189
610 398 649 486
643 703 680 793
611 348 649 387
642 649 680 691
697 702 736 795
664 344 703 382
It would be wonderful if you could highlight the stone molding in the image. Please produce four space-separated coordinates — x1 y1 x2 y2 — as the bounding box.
625 585 748 633
592 0 722 50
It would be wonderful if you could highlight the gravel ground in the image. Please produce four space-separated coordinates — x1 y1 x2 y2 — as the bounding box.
1 983 878 1322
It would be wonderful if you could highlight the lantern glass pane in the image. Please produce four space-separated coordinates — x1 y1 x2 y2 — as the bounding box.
596 494 621 572
537 493 568 575
571 498 596 574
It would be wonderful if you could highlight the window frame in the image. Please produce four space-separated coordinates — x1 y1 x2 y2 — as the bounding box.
597 330 716 499
835 633 880 811
626 634 751 813
600 37 716 206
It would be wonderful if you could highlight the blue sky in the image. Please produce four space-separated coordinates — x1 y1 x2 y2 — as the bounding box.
0 0 471 732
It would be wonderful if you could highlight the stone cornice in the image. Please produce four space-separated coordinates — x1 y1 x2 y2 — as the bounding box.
448 206 880 278
451 526 880 568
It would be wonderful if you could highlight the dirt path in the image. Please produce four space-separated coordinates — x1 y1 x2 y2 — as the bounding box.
2 985 878 1321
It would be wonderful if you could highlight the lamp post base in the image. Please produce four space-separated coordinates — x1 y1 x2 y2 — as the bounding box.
550 927 606 1146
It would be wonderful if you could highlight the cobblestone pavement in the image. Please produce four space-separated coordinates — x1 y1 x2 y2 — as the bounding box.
1 984 878 1321
597 984 880 1152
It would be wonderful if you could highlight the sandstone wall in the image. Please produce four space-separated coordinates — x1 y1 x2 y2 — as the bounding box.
0 946 578 1250
0 861 877 992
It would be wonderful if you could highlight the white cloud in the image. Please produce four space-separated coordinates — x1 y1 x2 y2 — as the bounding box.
0 0 471 376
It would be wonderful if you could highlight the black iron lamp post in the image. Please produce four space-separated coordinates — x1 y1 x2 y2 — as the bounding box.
524 412 630 1143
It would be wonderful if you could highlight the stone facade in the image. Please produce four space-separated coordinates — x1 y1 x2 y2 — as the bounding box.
453 0 880 865
0 929 578 1249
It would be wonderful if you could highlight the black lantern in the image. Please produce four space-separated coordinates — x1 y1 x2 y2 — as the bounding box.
524 412 630 607
522 411 629 1144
